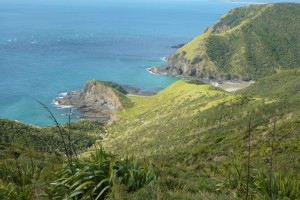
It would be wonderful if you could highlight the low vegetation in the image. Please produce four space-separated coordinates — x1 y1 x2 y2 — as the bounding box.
101 69 300 199
0 119 103 154
47 146 156 200
1 69 299 199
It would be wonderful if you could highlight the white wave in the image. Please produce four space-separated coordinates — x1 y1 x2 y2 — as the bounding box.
146 68 156 74
51 99 73 109
51 100 59 106
60 112 73 116
146 68 167 76
30 41 38 44
59 92 68 97
160 56 167 62
59 105 73 109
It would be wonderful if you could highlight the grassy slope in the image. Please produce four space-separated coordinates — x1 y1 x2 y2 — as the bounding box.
172 3 300 80
102 70 300 198
103 75 300 160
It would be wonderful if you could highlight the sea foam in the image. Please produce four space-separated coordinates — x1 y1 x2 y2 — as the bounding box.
160 56 167 62
51 99 73 109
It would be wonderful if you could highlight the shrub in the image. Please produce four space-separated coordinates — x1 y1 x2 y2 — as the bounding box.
47 147 157 199
254 170 300 199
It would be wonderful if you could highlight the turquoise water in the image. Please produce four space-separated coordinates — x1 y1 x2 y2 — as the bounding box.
0 0 249 126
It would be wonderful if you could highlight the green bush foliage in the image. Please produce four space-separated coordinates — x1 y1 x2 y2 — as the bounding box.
47 147 156 200
0 119 103 154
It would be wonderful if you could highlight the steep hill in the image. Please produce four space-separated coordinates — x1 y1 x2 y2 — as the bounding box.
103 71 300 160
165 3 300 81
101 69 300 198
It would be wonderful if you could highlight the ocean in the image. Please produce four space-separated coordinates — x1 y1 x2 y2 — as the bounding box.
0 0 250 126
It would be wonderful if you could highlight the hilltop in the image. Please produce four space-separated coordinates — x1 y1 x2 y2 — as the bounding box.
161 3 300 81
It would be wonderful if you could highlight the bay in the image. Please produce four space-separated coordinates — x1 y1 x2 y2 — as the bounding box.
0 0 249 126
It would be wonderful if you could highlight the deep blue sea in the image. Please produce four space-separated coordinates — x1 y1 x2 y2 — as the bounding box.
0 0 251 126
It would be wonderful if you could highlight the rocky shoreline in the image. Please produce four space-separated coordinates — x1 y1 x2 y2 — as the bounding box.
146 66 255 92
121 85 156 96
54 81 156 123
146 66 168 75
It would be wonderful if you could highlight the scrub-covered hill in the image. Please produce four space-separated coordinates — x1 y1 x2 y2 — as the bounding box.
165 3 300 81
102 69 300 199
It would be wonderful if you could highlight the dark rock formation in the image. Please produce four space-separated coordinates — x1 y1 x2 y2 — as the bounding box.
171 43 185 48
55 81 131 122
55 81 157 123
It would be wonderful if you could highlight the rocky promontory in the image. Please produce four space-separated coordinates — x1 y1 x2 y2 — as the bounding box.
55 80 135 122
158 3 300 81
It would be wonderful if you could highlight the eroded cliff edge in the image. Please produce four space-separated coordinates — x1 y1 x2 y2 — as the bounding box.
55 80 134 122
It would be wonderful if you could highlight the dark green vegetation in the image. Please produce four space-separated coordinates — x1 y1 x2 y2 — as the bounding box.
168 3 300 81
48 147 156 200
0 119 106 199
0 119 102 154
96 81 129 95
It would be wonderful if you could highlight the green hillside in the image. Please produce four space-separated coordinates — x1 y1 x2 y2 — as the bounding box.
167 3 300 81
1 3 300 199
101 69 300 199
104 71 300 160
1 70 299 199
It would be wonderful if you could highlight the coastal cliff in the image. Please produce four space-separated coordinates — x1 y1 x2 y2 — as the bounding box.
158 3 300 81
56 80 133 122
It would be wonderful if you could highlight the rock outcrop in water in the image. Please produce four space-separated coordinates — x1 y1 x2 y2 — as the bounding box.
55 80 134 122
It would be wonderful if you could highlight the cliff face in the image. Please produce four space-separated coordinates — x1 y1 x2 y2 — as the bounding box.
56 80 132 122
81 81 123 112
165 3 300 81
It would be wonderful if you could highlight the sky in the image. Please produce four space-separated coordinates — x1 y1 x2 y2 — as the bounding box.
1 0 300 4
